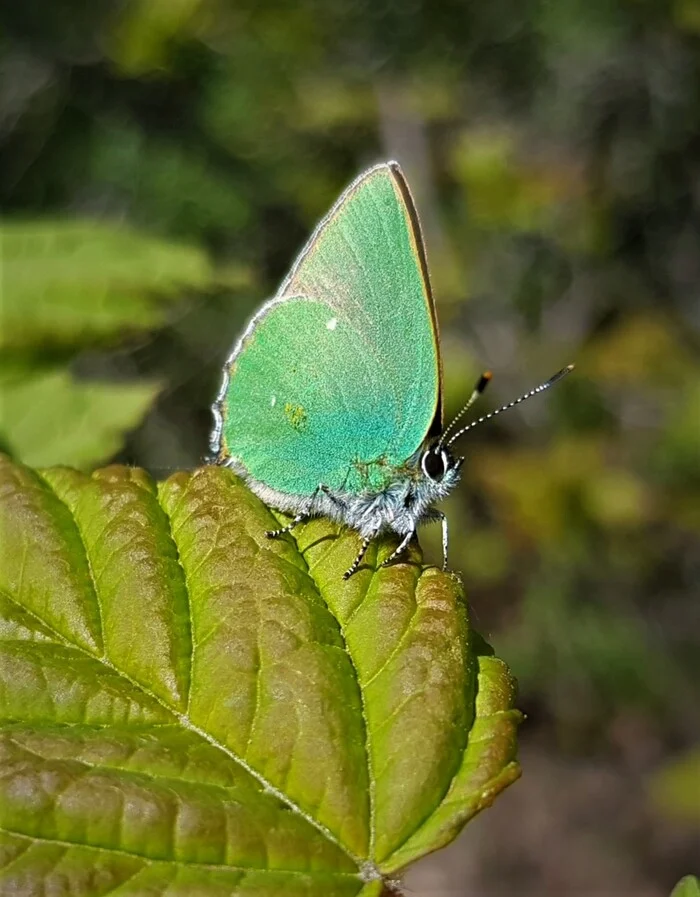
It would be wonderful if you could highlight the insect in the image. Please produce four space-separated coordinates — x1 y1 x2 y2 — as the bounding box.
211 161 572 578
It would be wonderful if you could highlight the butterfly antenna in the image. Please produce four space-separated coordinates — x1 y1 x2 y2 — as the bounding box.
439 371 492 447
446 364 575 447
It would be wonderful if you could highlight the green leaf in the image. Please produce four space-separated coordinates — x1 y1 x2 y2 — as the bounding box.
0 455 521 894
0 220 213 351
0 366 160 468
671 877 700 897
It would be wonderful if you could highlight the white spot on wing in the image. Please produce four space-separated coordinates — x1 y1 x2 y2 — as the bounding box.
326 317 338 330
270 395 277 407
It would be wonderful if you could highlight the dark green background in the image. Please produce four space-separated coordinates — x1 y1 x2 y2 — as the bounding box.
1 1 699 893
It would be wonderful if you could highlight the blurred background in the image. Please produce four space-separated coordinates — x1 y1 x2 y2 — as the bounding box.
1 1 699 894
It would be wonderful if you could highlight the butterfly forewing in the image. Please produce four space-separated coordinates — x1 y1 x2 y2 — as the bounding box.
217 162 442 497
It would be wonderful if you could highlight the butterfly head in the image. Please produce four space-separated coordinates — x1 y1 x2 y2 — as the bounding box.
418 442 463 497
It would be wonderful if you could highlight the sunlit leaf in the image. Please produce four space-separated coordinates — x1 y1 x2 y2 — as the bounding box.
0 456 521 894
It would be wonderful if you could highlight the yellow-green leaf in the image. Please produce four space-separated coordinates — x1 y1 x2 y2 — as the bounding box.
0 456 521 894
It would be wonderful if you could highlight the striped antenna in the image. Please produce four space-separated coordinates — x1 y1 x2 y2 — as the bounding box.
446 364 575 447
439 371 492 447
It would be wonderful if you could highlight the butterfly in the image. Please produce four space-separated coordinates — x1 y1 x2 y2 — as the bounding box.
211 161 572 578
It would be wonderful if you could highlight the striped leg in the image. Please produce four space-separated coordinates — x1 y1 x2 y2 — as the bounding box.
265 486 324 538
344 535 374 580
380 530 414 568
265 512 307 539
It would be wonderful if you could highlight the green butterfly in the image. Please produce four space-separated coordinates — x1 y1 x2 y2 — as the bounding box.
211 161 571 578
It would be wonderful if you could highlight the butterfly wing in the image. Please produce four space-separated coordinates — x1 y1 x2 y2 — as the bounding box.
280 162 444 436
213 161 442 497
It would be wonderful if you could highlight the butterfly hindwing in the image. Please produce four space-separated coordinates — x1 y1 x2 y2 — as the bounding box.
215 162 441 497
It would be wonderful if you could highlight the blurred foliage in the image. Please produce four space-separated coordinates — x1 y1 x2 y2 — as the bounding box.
2 220 208 348
651 749 700 824
671 877 700 897
1 0 699 891
0 220 239 466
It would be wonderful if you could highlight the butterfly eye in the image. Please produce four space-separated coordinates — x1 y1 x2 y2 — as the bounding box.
421 448 449 482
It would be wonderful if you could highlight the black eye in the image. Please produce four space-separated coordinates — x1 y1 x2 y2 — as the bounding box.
421 449 448 481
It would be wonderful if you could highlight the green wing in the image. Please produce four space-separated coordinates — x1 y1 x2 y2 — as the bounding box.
217 162 441 496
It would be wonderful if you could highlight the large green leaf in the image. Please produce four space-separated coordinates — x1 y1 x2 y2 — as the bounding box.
0 455 521 895
0 220 214 351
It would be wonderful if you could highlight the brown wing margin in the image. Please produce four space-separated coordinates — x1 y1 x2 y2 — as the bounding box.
388 161 444 437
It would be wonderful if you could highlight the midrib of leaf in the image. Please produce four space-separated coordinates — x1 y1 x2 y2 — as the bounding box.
293 528 471 870
289 517 479 867
297 539 379 864
4 473 366 876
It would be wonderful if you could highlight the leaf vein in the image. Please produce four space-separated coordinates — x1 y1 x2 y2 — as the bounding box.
36 473 105 654
292 538 377 860
0 835 32 874
1 614 361 869
155 498 196 717
243 634 263 760
98 863 149 896
361 590 420 691
0 827 362 878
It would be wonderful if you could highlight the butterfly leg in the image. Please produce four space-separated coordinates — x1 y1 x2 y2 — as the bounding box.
439 512 449 570
265 512 307 539
265 486 325 538
421 509 449 569
380 530 415 568
432 510 449 569
319 483 348 510
343 535 375 580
